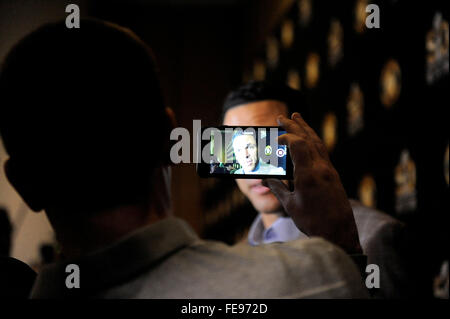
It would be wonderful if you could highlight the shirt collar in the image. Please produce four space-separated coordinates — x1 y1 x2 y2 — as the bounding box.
31 217 198 298
248 214 308 246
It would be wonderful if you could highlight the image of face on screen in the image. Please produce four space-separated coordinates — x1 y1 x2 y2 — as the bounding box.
208 128 287 176
233 133 259 173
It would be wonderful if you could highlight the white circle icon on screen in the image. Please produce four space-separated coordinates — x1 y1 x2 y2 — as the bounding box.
276 148 286 157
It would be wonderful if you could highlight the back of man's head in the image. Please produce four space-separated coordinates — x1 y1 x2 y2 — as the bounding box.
222 81 308 121
0 19 169 214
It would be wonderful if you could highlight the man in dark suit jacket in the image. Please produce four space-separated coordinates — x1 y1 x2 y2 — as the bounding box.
222 81 416 298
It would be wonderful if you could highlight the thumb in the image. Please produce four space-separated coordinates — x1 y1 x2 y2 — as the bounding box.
263 178 290 203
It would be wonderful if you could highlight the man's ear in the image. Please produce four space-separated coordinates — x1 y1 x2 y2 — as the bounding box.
4 159 45 212
163 107 177 165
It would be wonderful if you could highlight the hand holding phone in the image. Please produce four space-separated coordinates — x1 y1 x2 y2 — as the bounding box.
263 113 362 254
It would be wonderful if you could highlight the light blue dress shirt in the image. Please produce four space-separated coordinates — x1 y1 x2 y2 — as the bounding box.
248 214 309 246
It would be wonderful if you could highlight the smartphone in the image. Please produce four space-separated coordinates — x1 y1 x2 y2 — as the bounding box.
197 126 293 179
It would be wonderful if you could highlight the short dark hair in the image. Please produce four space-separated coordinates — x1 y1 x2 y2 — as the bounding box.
0 19 169 213
222 81 308 121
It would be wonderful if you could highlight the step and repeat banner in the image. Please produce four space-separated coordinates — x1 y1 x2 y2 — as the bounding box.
203 0 448 297
245 0 448 228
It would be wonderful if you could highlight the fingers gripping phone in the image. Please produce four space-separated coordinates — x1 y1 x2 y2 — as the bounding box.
197 126 293 179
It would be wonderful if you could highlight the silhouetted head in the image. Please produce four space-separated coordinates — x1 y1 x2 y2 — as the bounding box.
0 19 172 215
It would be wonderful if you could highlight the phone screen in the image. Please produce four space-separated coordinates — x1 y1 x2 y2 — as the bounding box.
197 126 292 179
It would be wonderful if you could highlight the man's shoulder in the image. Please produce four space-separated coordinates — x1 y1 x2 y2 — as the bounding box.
116 237 367 298
350 199 404 230
349 199 406 249
168 237 367 298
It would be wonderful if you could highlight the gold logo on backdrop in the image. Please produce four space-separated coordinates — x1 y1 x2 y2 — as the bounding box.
358 174 377 208
347 83 364 137
266 36 279 69
253 59 266 81
433 260 449 299
286 69 301 90
322 112 337 152
445 144 449 186
426 12 449 85
298 0 312 27
305 52 320 89
328 18 344 68
354 0 368 34
281 20 295 49
395 150 417 214
380 59 401 108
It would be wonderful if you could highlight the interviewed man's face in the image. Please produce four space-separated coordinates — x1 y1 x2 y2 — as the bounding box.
223 100 288 214
233 134 258 172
